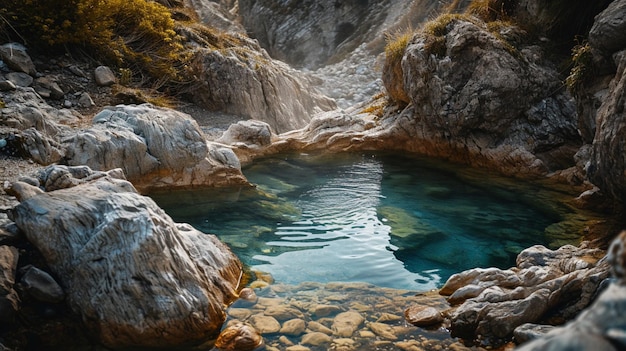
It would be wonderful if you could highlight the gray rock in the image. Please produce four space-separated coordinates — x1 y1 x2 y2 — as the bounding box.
190 43 335 133
217 120 273 147
18 128 64 165
6 72 33 87
10 172 243 348
78 92 95 107
63 104 248 191
0 43 37 76
589 0 626 56
0 79 16 91
440 242 609 344
94 66 116 86
215 322 263 351
18 265 64 303
588 50 626 201
35 77 64 99
514 323 556 343
397 17 580 175
0 245 19 324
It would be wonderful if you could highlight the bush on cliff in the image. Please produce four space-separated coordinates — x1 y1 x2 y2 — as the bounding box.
0 0 187 86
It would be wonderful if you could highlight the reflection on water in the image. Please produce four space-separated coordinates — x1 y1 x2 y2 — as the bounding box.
151 152 572 290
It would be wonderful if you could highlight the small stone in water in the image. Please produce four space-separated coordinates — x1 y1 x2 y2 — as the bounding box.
404 305 444 327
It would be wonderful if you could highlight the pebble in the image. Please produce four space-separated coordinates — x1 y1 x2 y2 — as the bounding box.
249 314 281 334
301 332 332 346
279 319 306 336
404 305 444 327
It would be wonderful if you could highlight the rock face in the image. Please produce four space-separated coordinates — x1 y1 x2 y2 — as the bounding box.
62 104 248 191
398 16 580 174
586 0 626 202
237 0 445 69
238 0 391 68
515 231 626 351
439 242 609 344
190 39 336 133
8 166 244 348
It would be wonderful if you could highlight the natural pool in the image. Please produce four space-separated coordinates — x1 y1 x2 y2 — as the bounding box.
151 152 575 291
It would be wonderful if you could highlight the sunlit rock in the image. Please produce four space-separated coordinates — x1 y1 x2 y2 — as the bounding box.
215 322 264 351
404 305 443 327
63 104 248 191
279 318 306 336
189 40 335 133
249 314 281 334
301 331 333 346
8 166 243 348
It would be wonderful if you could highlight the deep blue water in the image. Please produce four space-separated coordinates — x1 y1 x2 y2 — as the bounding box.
151 152 566 290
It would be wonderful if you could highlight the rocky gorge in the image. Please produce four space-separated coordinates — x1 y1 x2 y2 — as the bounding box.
1 0 626 350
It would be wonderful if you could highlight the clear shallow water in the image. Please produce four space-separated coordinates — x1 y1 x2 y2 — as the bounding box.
151 152 568 291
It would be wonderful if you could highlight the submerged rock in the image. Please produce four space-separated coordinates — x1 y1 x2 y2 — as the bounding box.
215 322 263 351
8 166 244 348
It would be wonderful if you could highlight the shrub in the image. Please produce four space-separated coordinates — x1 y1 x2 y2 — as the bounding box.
566 42 593 92
1 0 186 86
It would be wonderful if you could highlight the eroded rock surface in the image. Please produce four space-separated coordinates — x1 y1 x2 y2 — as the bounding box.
440 242 609 344
8 165 244 348
63 104 248 191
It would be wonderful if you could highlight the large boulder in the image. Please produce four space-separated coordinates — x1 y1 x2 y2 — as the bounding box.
8 166 244 349
190 41 335 133
398 16 580 175
62 104 248 191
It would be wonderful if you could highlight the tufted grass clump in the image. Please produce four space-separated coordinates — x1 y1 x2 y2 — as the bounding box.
422 14 473 57
566 43 593 92
466 0 515 22
384 28 413 64
1 0 187 86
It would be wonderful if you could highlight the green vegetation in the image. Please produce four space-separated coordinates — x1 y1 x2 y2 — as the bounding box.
384 28 413 64
1 0 186 86
566 43 593 92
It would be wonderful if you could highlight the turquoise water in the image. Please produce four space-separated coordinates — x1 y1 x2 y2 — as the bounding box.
151 152 564 291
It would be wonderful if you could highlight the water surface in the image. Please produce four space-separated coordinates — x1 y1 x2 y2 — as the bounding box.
151 152 571 290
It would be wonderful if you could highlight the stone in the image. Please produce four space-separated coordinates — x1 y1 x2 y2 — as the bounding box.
301 332 332 346
513 323 556 344
6 72 34 87
63 104 248 191
9 173 243 349
234 287 258 307
306 320 333 335
264 305 304 321
78 92 95 107
0 245 19 324
588 50 626 202
249 314 281 334
404 305 443 327
377 312 402 323
190 42 335 133
6 181 44 202
18 265 64 303
35 77 64 99
0 79 16 91
285 345 310 351
279 319 306 336
217 120 273 147
368 322 397 340
0 43 37 76
94 66 116 86
215 323 263 351
17 128 65 165
331 338 357 351
589 0 626 56
331 311 365 337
